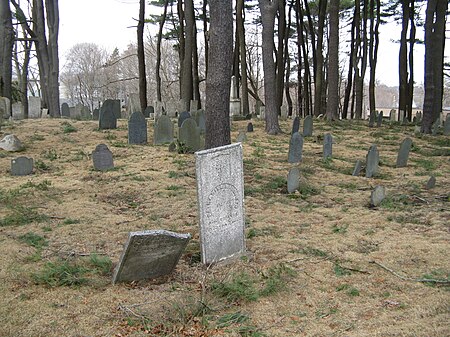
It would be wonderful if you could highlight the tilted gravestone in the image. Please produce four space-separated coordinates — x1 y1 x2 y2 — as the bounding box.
370 185 386 207
236 131 247 143
128 111 147 145
396 137 412 168
153 115 174 145
195 143 245 265
426 176 436 190
288 132 303 163
61 103 70 118
291 116 300 135
376 111 383 127
143 105 154 118
352 160 363 176
0 134 23 152
179 118 202 152
365 144 379 178
92 144 114 171
303 115 313 136
178 111 191 128
194 109 206 134
323 133 333 159
112 230 191 284
99 99 118 130
444 114 450 136
247 122 254 132
287 167 300 194
11 156 33 176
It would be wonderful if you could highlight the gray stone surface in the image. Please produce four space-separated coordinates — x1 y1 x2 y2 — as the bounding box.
432 118 440 135
0 97 10 119
396 137 412 168
92 108 99 121
236 131 247 143
28 96 40 118
125 93 140 119
194 109 206 134
128 111 147 144
352 160 362 176
259 106 265 120
369 110 375 127
370 185 386 207
190 100 198 112
112 230 191 284
195 143 245 265
426 176 436 190
247 122 254 132
153 115 174 145
179 118 202 152
12 102 23 120
303 115 313 137
291 116 300 135
323 133 333 159
376 111 383 127
99 99 118 130
280 105 288 120
92 144 114 171
389 109 396 121
288 132 303 163
154 101 165 120
61 103 70 118
365 145 379 178
287 167 300 194
444 114 450 136
178 111 191 128
0 134 23 152
144 105 154 118
11 156 33 176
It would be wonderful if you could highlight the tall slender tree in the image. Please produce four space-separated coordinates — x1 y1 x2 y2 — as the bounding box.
137 0 147 113
0 0 14 102
326 0 339 121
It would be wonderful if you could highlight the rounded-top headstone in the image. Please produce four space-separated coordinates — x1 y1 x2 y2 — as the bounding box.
303 115 313 137
288 132 304 163
365 144 379 178
92 144 114 171
178 111 191 128
154 115 174 145
128 111 148 145
0 134 23 152
396 137 412 168
144 105 154 118
287 167 300 193
370 185 386 207
61 103 70 118
291 116 300 135
323 133 333 159
11 156 33 176
247 122 254 132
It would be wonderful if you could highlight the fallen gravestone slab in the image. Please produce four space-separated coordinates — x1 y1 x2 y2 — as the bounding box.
426 176 436 190
288 132 303 163
0 134 23 152
287 167 300 194
323 133 333 159
92 144 114 171
396 137 412 168
236 131 247 143
112 230 191 284
370 185 386 207
365 145 379 178
11 156 33 176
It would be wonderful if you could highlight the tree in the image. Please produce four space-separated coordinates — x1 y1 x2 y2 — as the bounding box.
137 0 147 112
313 0 327 117
326 0 339 121
368 0 380 121
205 0 233 149
0 0 14 101
180 0 194 109
422 0 447 133
236 0 250 116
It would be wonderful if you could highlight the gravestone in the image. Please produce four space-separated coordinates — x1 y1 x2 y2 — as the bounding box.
365 144 379 178
178 99 189 113
259 106 265 120
416 111 423 124
154 101 165 120
128 111 148 145
229 75 241 116
144 106 154 118
70 104 83 119
280 105 288 120
11 156 33 176
195 143 245 264
92 108 99 121
28 96 41 118
389 109 396 121
288 132 304 163
426 176 436 190
352 160 362 176
12 102 24 120
291 116 300 135
153 115 174 145
178 111 191 128
303 115 313 137
287 167 300 194
369 110 375 127
247 122 254 132
92 144 114 171
444 114 450 136
0 97 10 119
125 93 140 119
370 185 386 207
236 131 247 143
194 109 206 134
396 137 412 168
99 99 118 130
431 118 440 135
0 134 23 152
376 111 383 127
112 230 191 284
179 118 202 152
190 100 198 112
323 133 333 159
61 103 70 118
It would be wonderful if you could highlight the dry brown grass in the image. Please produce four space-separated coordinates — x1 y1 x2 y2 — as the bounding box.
0 117 449 337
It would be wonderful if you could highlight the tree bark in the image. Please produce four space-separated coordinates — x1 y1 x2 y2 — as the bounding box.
368 0 380 121
275 0 286 111
137 0 147 113
0 0 14 101
398 0 409 122
180 0 194 107
236 0 249 116
156 0 169 102
326 0 339 121
342 11 356 119
313 0 327 117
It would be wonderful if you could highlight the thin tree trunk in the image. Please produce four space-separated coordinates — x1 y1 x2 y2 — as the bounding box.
276 0 286 111
192 12 200 108
314 0 327 117
177 0 185 99
407 0 415 121
202 0 208 76
181 0 194 107
156 0 169 102
137 0 147 113
326 0 339 121
368 0 380 121
237 0 249 116
398 0 409 122
0 0 14 101
342 12 356 119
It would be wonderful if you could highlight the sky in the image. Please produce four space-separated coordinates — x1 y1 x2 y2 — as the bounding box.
58 0 447 88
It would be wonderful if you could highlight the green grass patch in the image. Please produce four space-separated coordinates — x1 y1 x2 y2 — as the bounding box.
0 206 49 227
33 259 88 287
18 232 48 249
411 158 436 172
61 121 77 133
332 224 348 234
42 149 58 161
334 264 352 277
61 218 80 225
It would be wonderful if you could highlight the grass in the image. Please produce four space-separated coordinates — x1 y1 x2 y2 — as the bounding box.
61 121 77 133
42 149 58 161
35 159 51 171
0 206 49 227
18 232 48 250
332 224 348 234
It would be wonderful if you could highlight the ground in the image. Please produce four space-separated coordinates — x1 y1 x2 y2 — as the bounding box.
0 117 448 337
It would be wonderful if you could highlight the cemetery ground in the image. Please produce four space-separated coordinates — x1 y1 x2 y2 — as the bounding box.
0 117 449 337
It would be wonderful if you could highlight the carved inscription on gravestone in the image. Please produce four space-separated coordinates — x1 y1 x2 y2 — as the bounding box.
195 143 245 265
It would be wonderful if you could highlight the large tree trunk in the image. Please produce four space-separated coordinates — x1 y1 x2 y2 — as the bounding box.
137 0 147 113
422 0 447 133
368 0 380 121
177 0 185 99
156 0 169 102
297 0 311 117
313 0 327 117
205 0 232 149
180 0 194 108
275 0 286 111
0 0 14 102
407 0 415 122
398 0 409 122
236 0 249 116
326 0 339 121
259 0 282 135
192 15 201 108
13 23 32 118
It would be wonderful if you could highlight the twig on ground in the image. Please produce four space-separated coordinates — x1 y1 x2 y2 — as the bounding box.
411 195 428 203
339 265 371 274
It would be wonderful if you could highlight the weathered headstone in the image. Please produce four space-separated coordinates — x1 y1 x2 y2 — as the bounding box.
376 111 383 127
280 105 288 120
61 103 70 118
288 132 304 163
143 106 154 118
291 116 300 135
128 111 147 145
365 145 379 178
153 115 174 145
323 133 333 159
259 106 265 120
11 156 33 176
195 143 245 264
92 144 114 171
370 185 386 207
12 102 24 120
431 118 440 135
190 100 198 112
303 115 313 137
154 101 165 120
287 167 300 194
396 137 412 168
92 108 99 121
194 109 206 134
178 99 189 113
0 134 23 152
389 109 396 121
125 93 140 119
28 96 41 118
112 230 191 284
99 99 118 130
444 114 450 136
179 118 202 152
416 111 422 124
369 110 375 127
0 97 10 119
178 111 191 128
352 160 362 176
426 176 436 190
236 131 247 143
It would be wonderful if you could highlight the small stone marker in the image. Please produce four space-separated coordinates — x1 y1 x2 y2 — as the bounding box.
370 185 386 207
365 145 379 178
28 96 40 118
396 137 412 168
288 132 303 163
352 160 362 176
128 111 148 145
178 111 191 128
99 99 118 130
112 230 191 284
259 106 265 120
444 114 450 136
389 109 396 121
287 167 300 193
92 144 114 171
292 116 300 135
303 115 313 136
0 134 23 152
12 102 23 120
280 105 288 120
376 111 383 127
236 131 247 143
426 176 436 190
153 115 174 145
194 109 206 134
195 143 245 265
179 118 202 152
61 103 70 118
11 156 33 176
323 133 333 159
247 122 254 132
0 96 11 119
144 105 154 118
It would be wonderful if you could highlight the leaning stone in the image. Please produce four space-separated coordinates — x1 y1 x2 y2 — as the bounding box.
396 137 412 168
287 167 300 193
352 160 363 176
0 134 23 152
11 156 33 176
425 176 436 190
365 145 379 178
370 185 386 207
